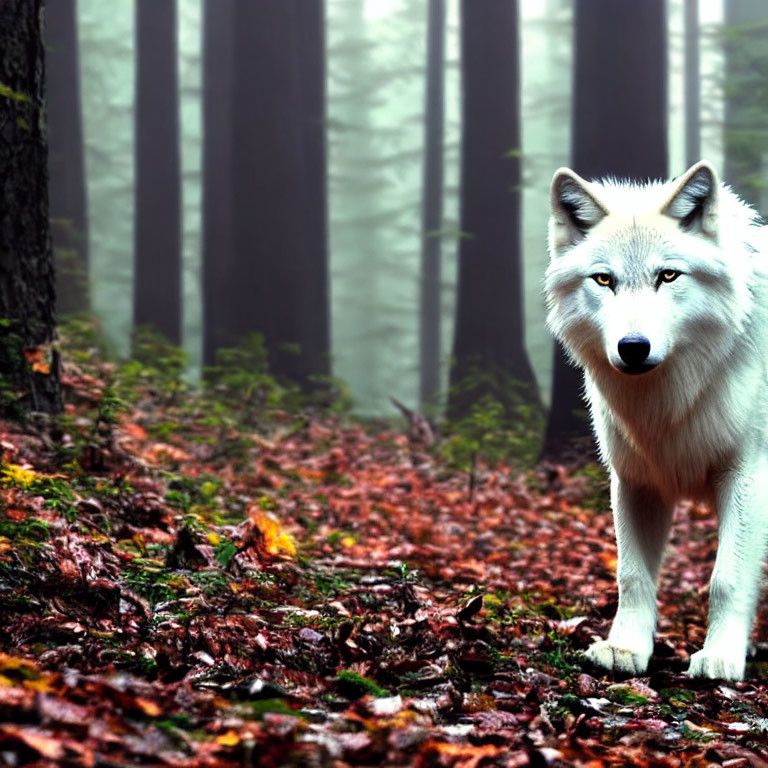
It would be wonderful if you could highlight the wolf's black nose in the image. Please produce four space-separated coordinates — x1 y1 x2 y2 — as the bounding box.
618 335 651 367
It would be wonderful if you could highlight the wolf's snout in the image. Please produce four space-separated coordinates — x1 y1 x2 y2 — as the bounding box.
616 335 657 374
618 335 650 365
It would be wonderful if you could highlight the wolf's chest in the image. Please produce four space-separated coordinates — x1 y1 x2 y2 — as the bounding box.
591 393 733 501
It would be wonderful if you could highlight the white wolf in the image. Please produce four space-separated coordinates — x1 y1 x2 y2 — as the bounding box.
544 161 768 681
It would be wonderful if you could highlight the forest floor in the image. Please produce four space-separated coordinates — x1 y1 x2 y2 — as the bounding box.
2 330 768 767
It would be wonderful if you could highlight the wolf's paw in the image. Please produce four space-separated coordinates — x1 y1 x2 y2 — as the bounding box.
584 639 650 676
688 649 745 681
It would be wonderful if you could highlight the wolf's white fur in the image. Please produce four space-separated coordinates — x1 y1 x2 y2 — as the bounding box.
545 161 768 681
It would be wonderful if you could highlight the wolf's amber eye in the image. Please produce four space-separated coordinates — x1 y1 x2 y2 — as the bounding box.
592 273 614 289
659 269 681 284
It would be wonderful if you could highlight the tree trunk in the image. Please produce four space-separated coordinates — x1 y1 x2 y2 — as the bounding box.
542 0 668 460
448 0 540 421
134 0 181 345
420 0 445 410
685 0 701 168
205 0 329 385
201 0 236 367
46 0 89 315
229 0 305 381
294 0 331 383
0 0 61 414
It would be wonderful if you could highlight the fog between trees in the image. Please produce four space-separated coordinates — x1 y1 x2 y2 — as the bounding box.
55 0 737 424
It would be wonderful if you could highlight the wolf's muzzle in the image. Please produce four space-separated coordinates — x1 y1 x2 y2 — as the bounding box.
617 335 657 374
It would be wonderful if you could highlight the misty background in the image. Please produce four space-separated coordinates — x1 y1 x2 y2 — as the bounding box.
50 0 750 424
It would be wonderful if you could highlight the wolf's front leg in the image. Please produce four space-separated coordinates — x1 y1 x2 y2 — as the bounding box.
586 474 673 676
689 465 768 681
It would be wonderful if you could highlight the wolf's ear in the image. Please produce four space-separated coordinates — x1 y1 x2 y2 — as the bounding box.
549 168 608 255
662 161 719 237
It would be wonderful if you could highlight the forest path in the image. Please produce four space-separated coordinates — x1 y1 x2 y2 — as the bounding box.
0 350 767 767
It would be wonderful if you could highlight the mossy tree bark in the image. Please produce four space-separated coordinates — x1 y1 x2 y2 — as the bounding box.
0 0 61 415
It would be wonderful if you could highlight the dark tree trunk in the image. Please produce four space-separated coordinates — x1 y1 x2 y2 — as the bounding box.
570 0 667 181
723 0 768 207
202 0 236 367
542 0 668 460
294 0 331 383
448 0 540 421
685 0 701 168
46 0 89 315
229 0 306 381
0 0 61 414
420 0 445 410
204 0 329 385
134 0 181 345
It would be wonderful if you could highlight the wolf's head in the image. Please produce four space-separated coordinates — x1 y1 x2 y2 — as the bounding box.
545 161 764 396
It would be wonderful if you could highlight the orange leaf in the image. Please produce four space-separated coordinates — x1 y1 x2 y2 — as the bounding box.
135 697 161 717
423 740 502 765
248 508 296 558
24 675 56 693
0 654 39 674
296 467 324 483
123 422 148 440
599 550 618 571
24 348 50 375
141 442 191 464
216 730 240 747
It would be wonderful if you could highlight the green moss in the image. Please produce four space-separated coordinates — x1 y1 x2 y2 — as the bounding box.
659 687 696 710
336 669 388 698
607 684 648 706
0 82 31 103
214 540 238 567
